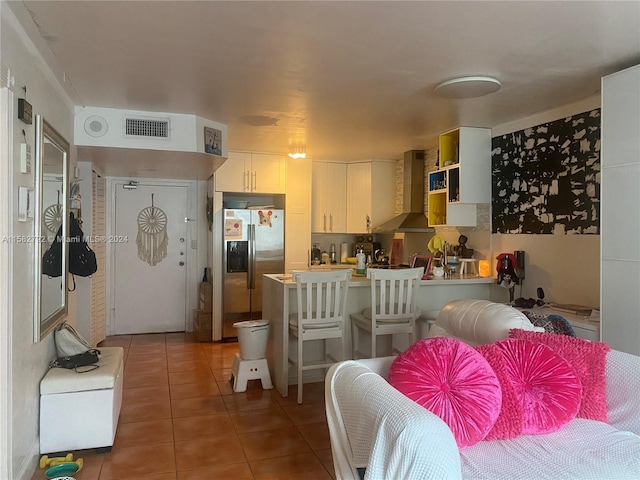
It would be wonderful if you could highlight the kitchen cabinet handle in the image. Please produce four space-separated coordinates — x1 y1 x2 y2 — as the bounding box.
252 171 257 191
323 214 327 232
330 214 333 232
244 170 250 191
366 214 371 233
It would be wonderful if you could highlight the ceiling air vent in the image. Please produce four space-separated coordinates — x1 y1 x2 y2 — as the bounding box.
124 117 170 138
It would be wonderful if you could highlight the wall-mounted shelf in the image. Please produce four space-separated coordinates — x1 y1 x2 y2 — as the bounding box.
427 127 491 226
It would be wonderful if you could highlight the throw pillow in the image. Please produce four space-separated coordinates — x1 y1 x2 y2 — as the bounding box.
509 328 610 422
388 337 502 449
475 343 523 440
493 338 583 434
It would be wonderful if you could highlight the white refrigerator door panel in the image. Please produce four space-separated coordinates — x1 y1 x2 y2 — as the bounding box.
251 209 284 318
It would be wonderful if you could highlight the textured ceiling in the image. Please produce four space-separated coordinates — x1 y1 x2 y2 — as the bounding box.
7 1 640 167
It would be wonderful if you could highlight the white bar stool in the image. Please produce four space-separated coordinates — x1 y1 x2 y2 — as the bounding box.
231 320 273 392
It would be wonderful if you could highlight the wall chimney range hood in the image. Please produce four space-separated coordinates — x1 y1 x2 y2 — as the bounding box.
374 150 434 233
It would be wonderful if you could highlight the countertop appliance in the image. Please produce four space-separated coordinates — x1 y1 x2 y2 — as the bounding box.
222 208 284 340
352 242 382 262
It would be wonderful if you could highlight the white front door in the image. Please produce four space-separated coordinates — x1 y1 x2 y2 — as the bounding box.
112 182 188 334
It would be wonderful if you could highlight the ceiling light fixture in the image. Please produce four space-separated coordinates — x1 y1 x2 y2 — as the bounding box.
434 76 502 99
288 146 306 159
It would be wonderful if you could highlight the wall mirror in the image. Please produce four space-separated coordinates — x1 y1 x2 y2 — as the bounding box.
33 114 70 342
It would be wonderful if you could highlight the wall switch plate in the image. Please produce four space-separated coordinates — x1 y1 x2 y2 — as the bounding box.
20 143 31 173
18 186 28 222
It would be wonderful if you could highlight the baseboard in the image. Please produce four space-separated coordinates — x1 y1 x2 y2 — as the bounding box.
15 440 39 480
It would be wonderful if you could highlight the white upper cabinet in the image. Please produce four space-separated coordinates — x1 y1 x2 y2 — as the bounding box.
285 157 312 272
346 160 396 233
312 162 347 233
215 151 286 193
427 127 491 226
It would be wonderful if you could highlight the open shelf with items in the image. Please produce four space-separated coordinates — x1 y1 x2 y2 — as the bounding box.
427 191 447 226
438 129 461 168
428 170 446 193
427 126 491 227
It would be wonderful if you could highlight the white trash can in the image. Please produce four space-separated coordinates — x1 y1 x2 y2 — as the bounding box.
233 320 269 360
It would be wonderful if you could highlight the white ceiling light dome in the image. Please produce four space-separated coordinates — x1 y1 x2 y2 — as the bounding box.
434 76 502 99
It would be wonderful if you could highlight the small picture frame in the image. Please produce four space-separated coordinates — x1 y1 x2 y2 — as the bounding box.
411 254 433 280
204 127 222 156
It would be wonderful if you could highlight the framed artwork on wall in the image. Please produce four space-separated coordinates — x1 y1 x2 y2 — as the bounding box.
204 127 222 156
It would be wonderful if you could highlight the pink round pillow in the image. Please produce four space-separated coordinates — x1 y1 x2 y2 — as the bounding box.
388 337 502 449
494 339 582 434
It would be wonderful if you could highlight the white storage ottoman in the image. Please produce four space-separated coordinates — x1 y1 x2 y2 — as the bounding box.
39 347 124 454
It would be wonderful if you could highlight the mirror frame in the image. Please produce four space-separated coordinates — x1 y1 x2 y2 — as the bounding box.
33 114 70 342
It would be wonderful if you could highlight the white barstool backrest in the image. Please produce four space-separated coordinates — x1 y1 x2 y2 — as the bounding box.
366 267 423 323
293 269 352 327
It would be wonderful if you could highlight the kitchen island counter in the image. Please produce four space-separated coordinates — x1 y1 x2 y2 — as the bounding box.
263 272 494 397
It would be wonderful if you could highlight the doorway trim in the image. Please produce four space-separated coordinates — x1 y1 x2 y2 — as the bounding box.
0 86 14 480
105 177 199 336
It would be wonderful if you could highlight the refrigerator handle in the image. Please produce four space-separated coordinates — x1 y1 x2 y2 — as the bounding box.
247 224 252 289
248 224 256 289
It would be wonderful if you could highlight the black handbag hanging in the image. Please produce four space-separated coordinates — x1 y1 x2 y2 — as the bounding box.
42 224 63 278
68 212 97 278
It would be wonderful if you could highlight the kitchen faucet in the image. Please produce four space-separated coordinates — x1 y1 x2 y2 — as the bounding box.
442 241 448 266
442 241 453 278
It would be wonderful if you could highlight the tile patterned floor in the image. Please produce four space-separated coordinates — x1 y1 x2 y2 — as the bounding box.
32 333 334 480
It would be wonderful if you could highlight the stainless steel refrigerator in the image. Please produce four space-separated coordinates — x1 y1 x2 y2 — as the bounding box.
222 208 284 340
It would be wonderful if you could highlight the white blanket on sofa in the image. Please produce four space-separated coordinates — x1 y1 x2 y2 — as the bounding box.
326 352 640 480
461 419 640 480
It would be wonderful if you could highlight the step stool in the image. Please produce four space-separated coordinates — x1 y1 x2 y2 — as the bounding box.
459 258 477 276
231 353 273 392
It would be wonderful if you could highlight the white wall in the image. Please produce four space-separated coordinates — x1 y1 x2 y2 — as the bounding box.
489 96 602 306
0 5 75 480
396 96 602 306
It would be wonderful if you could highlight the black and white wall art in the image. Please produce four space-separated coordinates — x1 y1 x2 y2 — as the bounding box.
492 109 600 234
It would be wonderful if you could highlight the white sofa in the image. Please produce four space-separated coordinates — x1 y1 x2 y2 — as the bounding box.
326 300 640 480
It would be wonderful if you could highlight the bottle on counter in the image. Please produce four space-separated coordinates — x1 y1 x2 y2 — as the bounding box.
321 251 330 265
311 244 321 265
356 249 366 275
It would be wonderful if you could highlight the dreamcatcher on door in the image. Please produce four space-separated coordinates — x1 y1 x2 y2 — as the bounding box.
136 194 168 266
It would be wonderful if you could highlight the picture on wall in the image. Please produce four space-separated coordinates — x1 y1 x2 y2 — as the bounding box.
491 109 601 234
204 127 222 156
